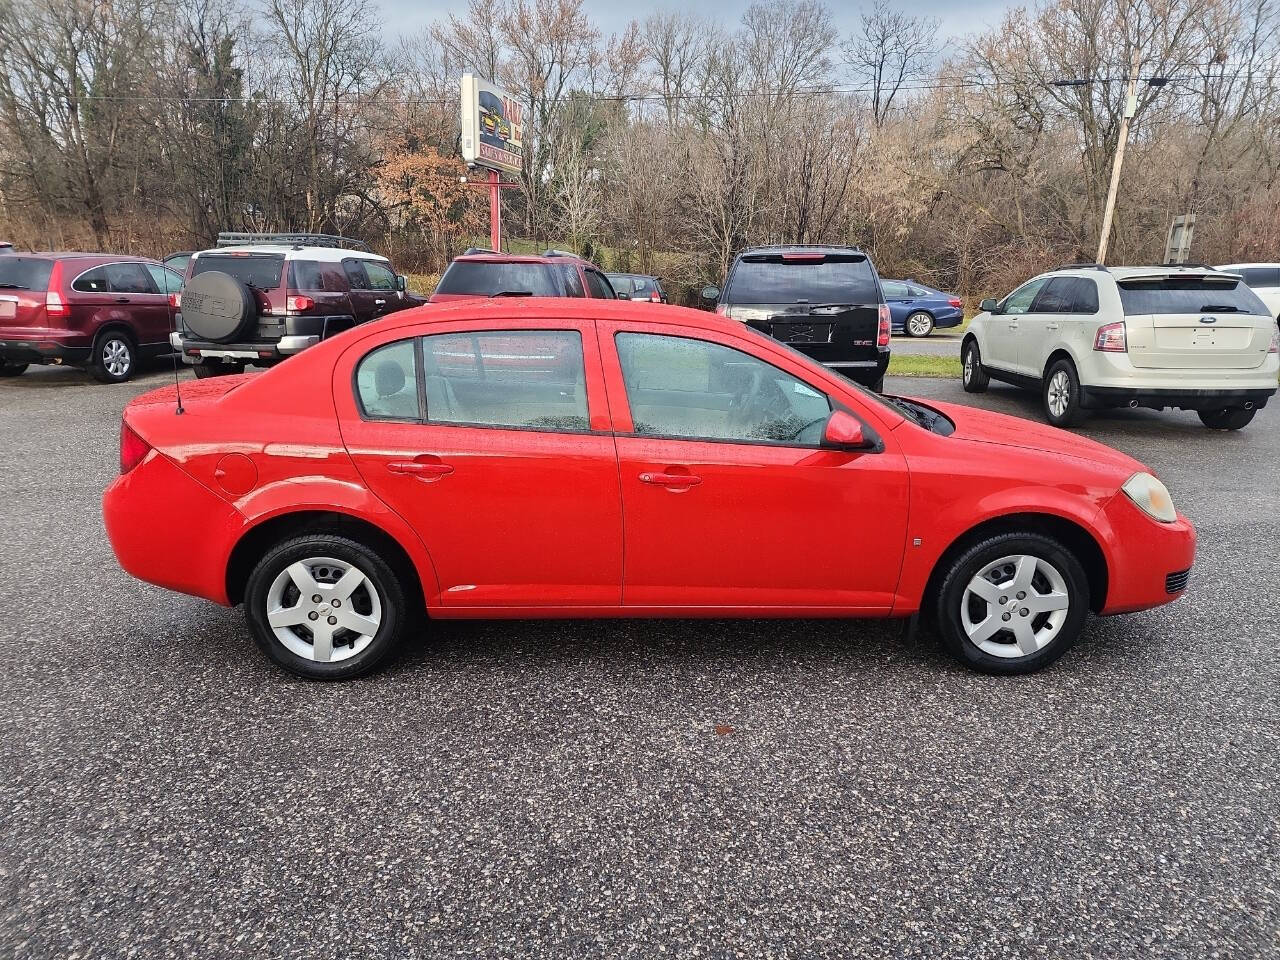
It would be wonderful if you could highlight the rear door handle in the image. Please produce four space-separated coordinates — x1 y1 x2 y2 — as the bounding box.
1046 323 1059 330
374 299 386 306
387 460 454 479
115 297 131 304
639 471 702 488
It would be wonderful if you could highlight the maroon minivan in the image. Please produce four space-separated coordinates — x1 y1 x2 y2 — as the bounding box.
0 253 183 382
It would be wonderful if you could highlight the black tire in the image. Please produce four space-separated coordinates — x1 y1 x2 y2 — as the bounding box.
869 375 885 394
192 359 244 379
89 330 136 383
1198 407 1255 430
181 270 257 343
0 361 27 377
961 339 989 393
905 311 935 338
1043 357 1085 427
244 533 409 680
935 532 1089 674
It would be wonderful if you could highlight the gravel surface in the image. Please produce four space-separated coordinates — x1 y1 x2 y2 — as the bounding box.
2 363 1277 959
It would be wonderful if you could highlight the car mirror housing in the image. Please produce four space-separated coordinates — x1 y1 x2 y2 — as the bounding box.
979 297 999 313
700 285 720 301
616 291 631 300
396 274 408 292
822 410 867 450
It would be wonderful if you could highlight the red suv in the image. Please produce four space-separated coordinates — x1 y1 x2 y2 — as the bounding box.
0 253 183 382
430 249 618 302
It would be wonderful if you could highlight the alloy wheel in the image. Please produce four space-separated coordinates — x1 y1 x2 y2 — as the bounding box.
264 556 383 663
103 338 132 378
963 350 974 383
907 313 933 337
960 554 1070 658
1047 370 1071 418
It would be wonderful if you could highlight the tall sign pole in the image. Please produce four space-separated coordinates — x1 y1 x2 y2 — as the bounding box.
1096 48 1142 265
460 73 525 251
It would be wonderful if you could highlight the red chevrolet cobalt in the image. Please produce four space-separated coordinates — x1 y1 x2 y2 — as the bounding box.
103 300 1194 679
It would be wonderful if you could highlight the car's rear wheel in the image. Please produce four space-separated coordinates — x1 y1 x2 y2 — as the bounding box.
961 339 989 393
89 331 136 383
1043 358 1085 427
905 311 934 337
1197 407 1255 430
935 532 1089 674
244 534 408 679
192 359 244 378
0 360 28 377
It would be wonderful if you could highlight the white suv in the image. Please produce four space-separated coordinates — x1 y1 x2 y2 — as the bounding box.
962 265 1279 430
1216 263 1280 322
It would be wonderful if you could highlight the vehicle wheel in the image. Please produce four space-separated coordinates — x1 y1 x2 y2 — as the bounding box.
935 532 1089 674
961 339 989 393
1198 407 1255 430
905 311 935 338
0 361 28 377
89 331 136 383
1043 358 1085 427
244 534 408 680
192 359 244 379
869 375 885 394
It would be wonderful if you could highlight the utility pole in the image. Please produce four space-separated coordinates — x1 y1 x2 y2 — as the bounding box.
1096 47 1143 265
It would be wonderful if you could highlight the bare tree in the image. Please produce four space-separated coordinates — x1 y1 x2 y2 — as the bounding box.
844 0 938 127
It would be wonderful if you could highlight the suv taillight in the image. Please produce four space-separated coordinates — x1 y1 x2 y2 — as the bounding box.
287 295 314 313
169 292 180 309
1094 321 1127 352
1269 328 1278 354
45 260 68 319
119 421 150 474
877 304 892 347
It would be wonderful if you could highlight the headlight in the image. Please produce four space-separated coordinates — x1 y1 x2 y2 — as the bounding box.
1122 472 1177 523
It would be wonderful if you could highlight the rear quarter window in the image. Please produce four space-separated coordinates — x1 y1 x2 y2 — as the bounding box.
435 261 564 297
726 254 880 304
1118 278 1269 315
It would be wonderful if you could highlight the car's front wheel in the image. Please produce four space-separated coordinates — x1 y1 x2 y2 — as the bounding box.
905 311 934 337
244 534 409 679
1043 358 1085 427
961 339 989 393
935 532 1089 674
1197 407 1255 430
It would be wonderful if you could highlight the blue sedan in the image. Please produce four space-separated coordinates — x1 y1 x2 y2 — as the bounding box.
882 279 964 337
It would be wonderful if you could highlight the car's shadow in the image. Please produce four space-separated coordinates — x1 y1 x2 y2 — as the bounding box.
1 356 189 390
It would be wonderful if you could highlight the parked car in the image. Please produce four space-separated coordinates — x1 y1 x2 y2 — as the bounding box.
0 242 13 255
705 245 891 391
0 252 184 382
882 279 964 337
607 273 668 303
1216 263 1280 322
430 249 617 302
163 251 193 275
104 298 1194 681
963 264 1279 430
174 233 423 377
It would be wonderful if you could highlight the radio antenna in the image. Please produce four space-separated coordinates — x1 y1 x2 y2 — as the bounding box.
165 268 185 415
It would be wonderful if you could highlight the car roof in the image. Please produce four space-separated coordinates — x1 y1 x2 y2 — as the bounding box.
374 296 721 333
1 251 155 262
1217 262 1280 270
737 244 866 257
606 272 658 280
194 245 388 263
452 251 595 267
1104 265 1228 281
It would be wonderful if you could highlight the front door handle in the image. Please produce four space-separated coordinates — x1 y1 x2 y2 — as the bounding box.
1045 323 1059 330
1008 320 1019 330
639 471 702 488
115 297 131 304
374 299 386 306
387 459 454 480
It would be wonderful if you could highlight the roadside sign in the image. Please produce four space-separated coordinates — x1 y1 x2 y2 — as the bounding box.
461 74 524 176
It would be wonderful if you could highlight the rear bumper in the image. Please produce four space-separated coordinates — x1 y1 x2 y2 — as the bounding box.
175 333 319 363
1097 492 1196 615
0 338 90 366
1081 384 1275 411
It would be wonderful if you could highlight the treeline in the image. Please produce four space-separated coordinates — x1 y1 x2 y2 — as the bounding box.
0 0 1277 299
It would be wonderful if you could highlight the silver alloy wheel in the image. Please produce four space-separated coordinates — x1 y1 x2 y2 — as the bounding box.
264 556 382 663
1047 370 1071 418
907 312 933 337
963 349 974 383
960 554 1070 658
103 338 131 378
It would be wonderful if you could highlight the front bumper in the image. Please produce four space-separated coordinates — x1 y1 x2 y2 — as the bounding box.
1097 491 1196 615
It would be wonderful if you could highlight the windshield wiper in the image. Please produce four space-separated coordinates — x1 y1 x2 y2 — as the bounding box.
489 290 533 298
1199 304 1239 312
0 283 27 289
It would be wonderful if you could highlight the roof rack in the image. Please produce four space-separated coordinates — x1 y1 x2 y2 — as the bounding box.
542 249 581 258
215 232 372 253
1057 262 1110 271
1163 261 1213 269
462 246 497 255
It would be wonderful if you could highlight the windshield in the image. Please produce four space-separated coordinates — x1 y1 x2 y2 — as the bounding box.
1118 277 1268 315
191 254 285 289
0 257 54 290
726 254 880 304
436 261 563 297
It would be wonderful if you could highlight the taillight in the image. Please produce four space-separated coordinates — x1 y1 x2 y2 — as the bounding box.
287 295 314 312
45 260 68 319
948 297 963 309
119 421 150 474
649 292 661 302
169 293 180 309
1269 328 1278 354
877 304 891 347
1094 321 1127 352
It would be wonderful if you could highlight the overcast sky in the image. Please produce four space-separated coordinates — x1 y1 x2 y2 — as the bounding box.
376 0 1014 49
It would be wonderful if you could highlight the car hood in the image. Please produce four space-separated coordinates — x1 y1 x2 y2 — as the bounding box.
911 397 1144 475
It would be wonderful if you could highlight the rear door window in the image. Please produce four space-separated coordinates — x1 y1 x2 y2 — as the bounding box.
725 253 879 304
1118 277 1269 315
1030 277 1076 313
191 255 285 290
0 257 54 290
881 281 908 298
72 266 111 292
343 260 370 290
291 260 347 291
436 261 564 297
105 262 155 294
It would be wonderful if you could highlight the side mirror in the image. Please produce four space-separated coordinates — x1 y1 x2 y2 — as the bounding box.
979 297 998 313
822 410 867 450
700 284 720 302
616 291 631 300
396 274 408 292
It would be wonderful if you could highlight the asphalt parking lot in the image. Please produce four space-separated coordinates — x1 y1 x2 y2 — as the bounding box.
3 362 1277 959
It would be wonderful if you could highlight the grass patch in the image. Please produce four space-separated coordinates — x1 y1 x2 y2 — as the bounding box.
888 354 962 378
405 272 440 296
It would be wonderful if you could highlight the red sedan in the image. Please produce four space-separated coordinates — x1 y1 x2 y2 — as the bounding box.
103 300 1195 679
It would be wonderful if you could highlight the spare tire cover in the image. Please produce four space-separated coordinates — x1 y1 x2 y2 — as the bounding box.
181 270 256 342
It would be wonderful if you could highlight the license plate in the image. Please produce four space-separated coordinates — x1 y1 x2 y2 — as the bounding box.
0 301 15 320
